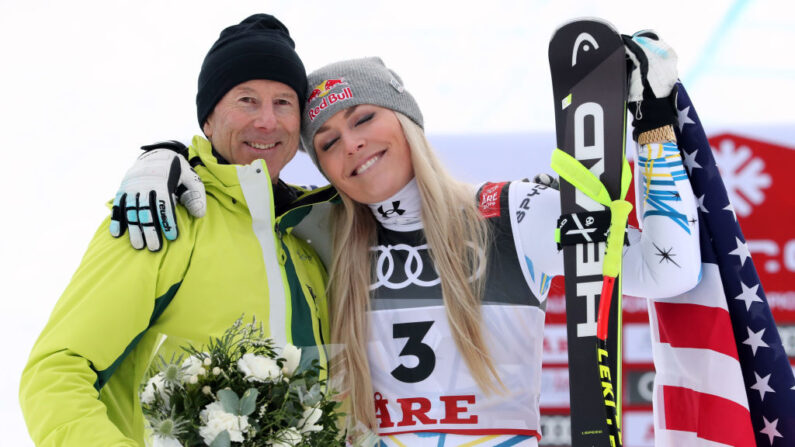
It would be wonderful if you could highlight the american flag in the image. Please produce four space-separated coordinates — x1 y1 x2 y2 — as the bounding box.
647 84 795 446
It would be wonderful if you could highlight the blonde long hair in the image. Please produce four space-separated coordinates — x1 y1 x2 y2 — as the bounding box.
328 112 504 431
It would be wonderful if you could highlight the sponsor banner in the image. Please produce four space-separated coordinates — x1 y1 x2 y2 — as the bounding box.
538 412 657 446
543 324 569 364
622 295 651 322
539 414 572 446
544 284 566 324
623 411 655 447
626 369 655 406
707 135 794 302
623 323 654 364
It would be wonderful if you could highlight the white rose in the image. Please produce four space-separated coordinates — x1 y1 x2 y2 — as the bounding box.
297 406 323 434
182 356 205 383
140 373 168 406
271 427 302 447
199 401 249 445
152 435 182 447
237 353 280 382
281 344 302 377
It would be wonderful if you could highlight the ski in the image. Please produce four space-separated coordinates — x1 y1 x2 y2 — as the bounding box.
548 18 628 447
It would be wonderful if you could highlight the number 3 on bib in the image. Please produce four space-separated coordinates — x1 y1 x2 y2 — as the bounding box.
391 321 436 383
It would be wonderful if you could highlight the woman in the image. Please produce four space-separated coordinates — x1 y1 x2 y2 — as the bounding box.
299 56 699 446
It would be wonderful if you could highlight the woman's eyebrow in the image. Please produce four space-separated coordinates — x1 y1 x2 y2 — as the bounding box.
317 105 360 134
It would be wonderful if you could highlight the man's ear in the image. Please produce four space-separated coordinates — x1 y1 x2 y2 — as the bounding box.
202 115 213 138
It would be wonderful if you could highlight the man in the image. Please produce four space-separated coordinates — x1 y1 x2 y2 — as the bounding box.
19 14 336 446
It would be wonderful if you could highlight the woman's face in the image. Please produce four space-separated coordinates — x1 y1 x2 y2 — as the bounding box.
314 105 414 204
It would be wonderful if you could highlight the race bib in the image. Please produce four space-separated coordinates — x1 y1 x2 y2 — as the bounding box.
367 305 545 437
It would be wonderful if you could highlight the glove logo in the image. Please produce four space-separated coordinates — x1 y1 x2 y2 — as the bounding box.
159 200 172 232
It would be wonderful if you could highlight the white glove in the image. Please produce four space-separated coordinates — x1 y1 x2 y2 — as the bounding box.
623 30 680 140
624 30 678 102
110 142 206 251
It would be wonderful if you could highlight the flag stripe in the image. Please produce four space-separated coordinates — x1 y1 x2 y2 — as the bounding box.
653 427 743 447
652 342 749 406
655 301 739 360
661 385 755 447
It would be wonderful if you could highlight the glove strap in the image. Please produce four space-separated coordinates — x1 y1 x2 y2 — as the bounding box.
638 125 677 146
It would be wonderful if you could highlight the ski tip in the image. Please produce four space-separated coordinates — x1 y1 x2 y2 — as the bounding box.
550 16 620 38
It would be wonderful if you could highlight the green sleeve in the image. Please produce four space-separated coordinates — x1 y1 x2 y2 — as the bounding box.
19 216 187 446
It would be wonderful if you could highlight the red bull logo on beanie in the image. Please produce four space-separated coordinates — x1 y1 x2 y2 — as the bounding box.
307 79 347 103
307 78 353 121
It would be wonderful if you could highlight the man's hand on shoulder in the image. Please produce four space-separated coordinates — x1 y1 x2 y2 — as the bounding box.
110 141 206 252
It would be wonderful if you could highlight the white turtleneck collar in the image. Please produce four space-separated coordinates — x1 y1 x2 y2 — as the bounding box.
367 178 424 232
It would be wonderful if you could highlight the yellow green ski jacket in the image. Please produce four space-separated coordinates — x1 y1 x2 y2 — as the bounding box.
19 136 337 446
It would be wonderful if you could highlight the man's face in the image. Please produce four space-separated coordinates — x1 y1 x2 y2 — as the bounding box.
202 79 301 180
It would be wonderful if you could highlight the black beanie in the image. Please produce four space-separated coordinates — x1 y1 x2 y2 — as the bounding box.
196 14 308 128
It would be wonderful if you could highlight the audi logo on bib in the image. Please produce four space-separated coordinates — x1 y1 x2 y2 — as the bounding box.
371 244 440 290
370 242 487 291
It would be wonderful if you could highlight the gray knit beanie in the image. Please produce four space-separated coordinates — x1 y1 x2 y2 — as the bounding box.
300 57 423 168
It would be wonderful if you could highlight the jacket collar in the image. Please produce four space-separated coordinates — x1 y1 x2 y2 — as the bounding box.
188 135 340 230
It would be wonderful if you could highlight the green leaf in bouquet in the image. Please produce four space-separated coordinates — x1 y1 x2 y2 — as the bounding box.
297 383 323 407
239 388 259 416
289 378 306 395
217 389 240 415
297 349 322 375
209 430 231 447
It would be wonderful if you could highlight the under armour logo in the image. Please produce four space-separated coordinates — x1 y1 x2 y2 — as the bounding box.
377 201 405 219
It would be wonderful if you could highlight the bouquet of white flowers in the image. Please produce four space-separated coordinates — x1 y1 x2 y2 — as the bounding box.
140 316 345 447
